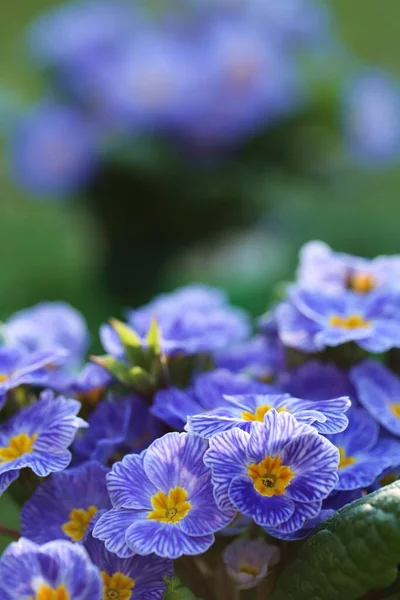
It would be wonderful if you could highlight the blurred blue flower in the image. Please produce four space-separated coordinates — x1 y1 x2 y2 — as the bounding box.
0 390 86 496
73 394 162 464
343 70 400 165
11 103 98 196
216 335 286 380
152 368 274 429
223 537 280 590
58 362 112 406
275 287 400 353
21 461 111 544
187 392 350 437
280 360 355 401
5 301 89 371
101 284 251 357
0 538 101 600
85 533 173 600
327 407 400 491
351 360 400 437
297 240 400 295
0 345 67 411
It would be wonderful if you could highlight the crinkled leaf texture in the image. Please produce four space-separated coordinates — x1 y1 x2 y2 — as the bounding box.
271 481 400 600
163 576 201 599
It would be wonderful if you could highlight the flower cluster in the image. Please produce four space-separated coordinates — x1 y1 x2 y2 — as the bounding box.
1 242 400 597
9 0 400 197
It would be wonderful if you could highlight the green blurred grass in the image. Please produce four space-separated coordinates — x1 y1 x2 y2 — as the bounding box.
1 0 400 550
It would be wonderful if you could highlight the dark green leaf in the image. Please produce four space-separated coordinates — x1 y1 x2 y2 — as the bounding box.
271 482 400 600
163 576 200 599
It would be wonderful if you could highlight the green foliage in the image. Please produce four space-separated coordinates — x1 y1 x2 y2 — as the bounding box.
163 576 200 600
271 482 400 600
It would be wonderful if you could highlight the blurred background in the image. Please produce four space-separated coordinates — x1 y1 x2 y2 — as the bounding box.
0 0 400 353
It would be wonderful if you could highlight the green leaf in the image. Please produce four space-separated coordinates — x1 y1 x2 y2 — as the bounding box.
91 355 132 386
146 318 162 355
110 318 141 347
128 366 156 395
163 576 200 600
271 482 400 600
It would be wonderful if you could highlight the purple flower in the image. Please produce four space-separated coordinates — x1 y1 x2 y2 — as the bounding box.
0 390 86 496
327 407 400 491
85 534 173 600
93 432 235 558
216 335 286 380
276 287 400 353
21 461 111 544
297 241 400 295
204 410 339 534
101 284 251 357
5 301 90 366
187 392 350 438
0 346 67 411
280 360 355 402
351 360 400 437
268 489 362 540
0 538 101 600
74 394 162 464
343 70 400 165
11 103 98 196
223 538 280 590
152 368 274 430
182 15 299 145
58 363 112 406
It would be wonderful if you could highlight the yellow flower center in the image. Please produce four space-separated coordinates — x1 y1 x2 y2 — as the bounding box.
148 486 192 523
0 373 9 383
347 272 376 294
247 456 294 497
238 563 260 577
102 572 136 600
241 405 287 422
390 403 400 418
62 506 98 542
338 446 356 470
30 584 69 600
329 314 371 329
0 432 38 463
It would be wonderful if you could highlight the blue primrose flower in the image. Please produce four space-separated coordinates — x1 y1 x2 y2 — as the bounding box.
204 409 339 535
93 432 235 559
216 335 286 380
327 407 400 491
0 538 101 600
85 533 173 600
21 461 111 544
343 70 400 166
5 301 90 367
0 345 67 411
275 287 400 353
297 240 400 295
73 394 162 464
186 392 351 438
152 368 275 430
59 362 112 406
268 489 362 541
351 360 400 437
101 284 251 357
0 390 86 495
11 103 98 196
280 359 355 402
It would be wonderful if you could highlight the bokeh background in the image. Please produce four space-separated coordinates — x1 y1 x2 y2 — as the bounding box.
1 0 400 341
